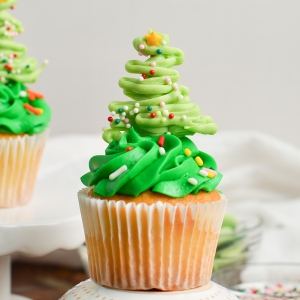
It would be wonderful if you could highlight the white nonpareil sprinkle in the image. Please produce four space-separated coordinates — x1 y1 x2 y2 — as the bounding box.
166 132 171 135
139 76 144 81
129 110 134 115
159 147 166 155
126 124 131 128
182 115 187 120
188 178 198 185
156 111 161 116
135 103 140 107
121 112 126 116
162 40 166 45
178 95 184 100
163 110 169 116
199 170 208 177
109 165 128 180
111 111 116 116
19 91 27 97
133 108 139 114
161 117 166 123
123 105 128 111
120 116 125 120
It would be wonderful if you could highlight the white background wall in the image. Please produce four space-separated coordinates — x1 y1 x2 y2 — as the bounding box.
12 0 300 148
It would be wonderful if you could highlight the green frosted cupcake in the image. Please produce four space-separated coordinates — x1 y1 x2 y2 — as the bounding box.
0 0 51 207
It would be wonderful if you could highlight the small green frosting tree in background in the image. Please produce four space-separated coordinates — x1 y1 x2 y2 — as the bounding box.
0 0 51 134
103 29 218 143
0 0 48 84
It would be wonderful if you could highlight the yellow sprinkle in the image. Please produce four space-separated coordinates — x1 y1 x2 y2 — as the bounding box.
207 172 215 178
36 108 44 115
156 111 161 116
161 117 166 123
184 148 192 156
195 156 203 166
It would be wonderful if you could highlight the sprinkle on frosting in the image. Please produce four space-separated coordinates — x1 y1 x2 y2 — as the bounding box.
109 165 128 180
159 147 165 155
184 148 192 156
199 170 208 177
158 136 165 147
188 178 198 185
195 156 204 166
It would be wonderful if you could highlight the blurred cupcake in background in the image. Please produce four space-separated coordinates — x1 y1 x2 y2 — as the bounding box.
0 0 51 208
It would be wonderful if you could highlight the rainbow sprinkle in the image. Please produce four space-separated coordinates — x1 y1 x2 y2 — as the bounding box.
234 282 300 299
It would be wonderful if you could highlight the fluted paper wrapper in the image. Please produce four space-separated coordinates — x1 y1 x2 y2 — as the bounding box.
78 188 227 291
0 130 48 208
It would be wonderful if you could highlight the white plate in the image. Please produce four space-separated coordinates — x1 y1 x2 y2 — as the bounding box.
0 134 105 256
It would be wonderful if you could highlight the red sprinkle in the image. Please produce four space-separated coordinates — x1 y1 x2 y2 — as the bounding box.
10 6 14 9
158 136 165 147
6 26 11 31
126 146 133 152
169 113 174 119
142 74 147 79
150 70 155 75
5 64 13 71
13 53 18 58
150 112 156 118
108 116 113 122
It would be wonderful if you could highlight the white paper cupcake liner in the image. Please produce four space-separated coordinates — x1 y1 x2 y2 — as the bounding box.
0 130 49 208
78 188 227 291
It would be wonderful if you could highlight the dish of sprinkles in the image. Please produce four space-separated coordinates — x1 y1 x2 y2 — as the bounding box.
233 282 300 299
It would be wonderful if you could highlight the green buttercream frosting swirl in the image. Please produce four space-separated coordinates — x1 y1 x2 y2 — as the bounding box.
0 81 51 134
0 0 51 134
103 30 217 144
81 128 222 198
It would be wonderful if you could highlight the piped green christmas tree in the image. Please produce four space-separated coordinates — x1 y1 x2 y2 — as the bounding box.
0 0 48 84
103 29 217 143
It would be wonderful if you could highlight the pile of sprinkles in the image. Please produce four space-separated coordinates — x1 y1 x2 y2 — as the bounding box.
233 282 300 299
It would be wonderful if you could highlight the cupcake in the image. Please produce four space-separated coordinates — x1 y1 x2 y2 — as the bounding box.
0 0 51 208
79 30 226 291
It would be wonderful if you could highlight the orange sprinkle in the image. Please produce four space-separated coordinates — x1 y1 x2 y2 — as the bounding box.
126 146 134 152
24 103 44 115
26 89 44 101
